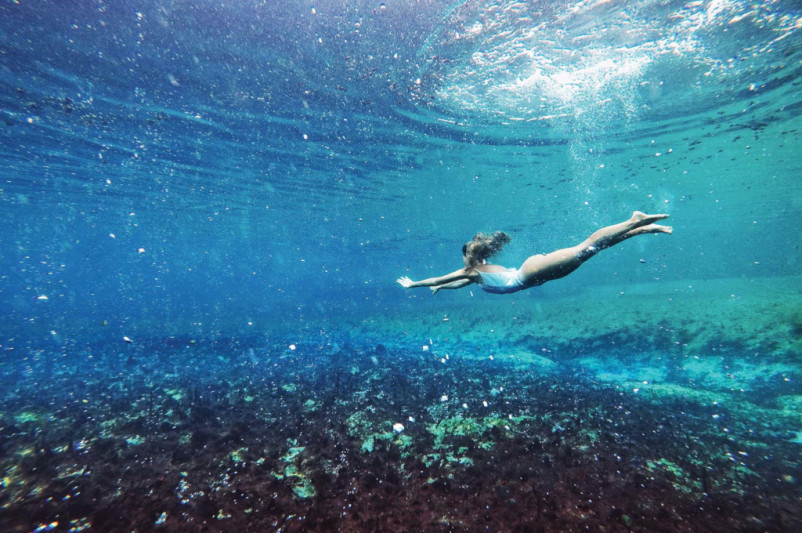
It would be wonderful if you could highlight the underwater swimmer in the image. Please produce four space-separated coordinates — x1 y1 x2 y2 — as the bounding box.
397 211 671 295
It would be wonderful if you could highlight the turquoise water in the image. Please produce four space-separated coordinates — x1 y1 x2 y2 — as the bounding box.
1 1 801 531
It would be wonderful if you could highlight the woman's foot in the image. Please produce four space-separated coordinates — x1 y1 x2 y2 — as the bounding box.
631 211 670 227
624 224 672 238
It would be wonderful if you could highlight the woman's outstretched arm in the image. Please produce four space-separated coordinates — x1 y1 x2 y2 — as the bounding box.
397 268 473 289
430 279 473 294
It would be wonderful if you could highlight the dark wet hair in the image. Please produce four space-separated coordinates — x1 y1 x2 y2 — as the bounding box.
462 231 511 268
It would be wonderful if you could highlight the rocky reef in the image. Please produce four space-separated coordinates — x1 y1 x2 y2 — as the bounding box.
1 276 800 531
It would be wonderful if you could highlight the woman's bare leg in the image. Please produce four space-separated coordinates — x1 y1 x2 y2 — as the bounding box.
519 212 670 286
578 211 670 251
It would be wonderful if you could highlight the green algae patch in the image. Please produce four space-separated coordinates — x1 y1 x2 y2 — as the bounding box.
274 443 316 499
230 447 247 464
423 414 523 468
283 446 305 462
125 435 146 446
164 388 185 401
284 464 316 499
359 428 413 455
646 458 702 495
344 409 412 455
428 414 518 445
345 408 376 437
14 411 43 424
361 435 375 453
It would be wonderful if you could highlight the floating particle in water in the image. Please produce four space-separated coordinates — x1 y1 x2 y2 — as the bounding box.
289 344 296 351
422 345 429 352
441 395 448 402
408 416 415 422
393 423 404 433
123 336 132 343
36 294 48 300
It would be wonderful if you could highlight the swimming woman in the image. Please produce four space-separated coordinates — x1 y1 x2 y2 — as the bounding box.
396 211 671 295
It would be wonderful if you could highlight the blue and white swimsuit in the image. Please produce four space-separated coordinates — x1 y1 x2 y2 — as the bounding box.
477 268 527 294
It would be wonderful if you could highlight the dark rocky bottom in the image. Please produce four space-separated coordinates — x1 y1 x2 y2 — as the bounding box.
1 334 800 532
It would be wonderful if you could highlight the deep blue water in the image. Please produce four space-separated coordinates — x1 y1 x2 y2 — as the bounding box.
2 1 802 531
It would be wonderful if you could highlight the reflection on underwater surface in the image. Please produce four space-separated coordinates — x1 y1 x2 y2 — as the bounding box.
1 0 802 530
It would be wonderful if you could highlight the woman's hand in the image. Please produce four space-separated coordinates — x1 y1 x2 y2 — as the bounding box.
396 276 414 288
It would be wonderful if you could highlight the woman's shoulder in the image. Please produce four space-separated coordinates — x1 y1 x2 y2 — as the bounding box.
475 264 510 273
